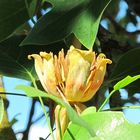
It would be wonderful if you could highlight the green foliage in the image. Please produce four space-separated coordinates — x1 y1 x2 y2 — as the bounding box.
16 85 140 139
63 107 140 140
106 47 140 97
21 0 111 49
16 85 96 137
0 0 29 42
0 98 4 124
0 35 66 80
25 0 41 17
114 75 140 91
110 48 140 82
0 35 35 80
98 74 140 112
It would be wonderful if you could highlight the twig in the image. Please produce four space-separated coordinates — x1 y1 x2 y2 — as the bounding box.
0 92 27 97
29 73 55 140
22 100 36 140
103 105 140 111
107 15 140 36
44 128 56 140
32 113 45 124
98 89 116 112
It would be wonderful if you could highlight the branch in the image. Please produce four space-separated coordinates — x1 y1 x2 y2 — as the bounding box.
107 15 140 36
22 99 36 140
44 128 56 140
0 92 27 97
103 105 140 111
31 113 45 124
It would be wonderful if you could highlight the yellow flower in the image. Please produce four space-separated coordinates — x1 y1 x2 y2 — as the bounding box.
28 46 112 102
28 46 112 140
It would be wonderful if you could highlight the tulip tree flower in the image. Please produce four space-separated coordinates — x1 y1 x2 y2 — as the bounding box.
28 46 112 140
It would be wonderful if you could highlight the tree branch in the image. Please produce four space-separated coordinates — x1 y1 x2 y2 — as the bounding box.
107 15 140 36
22 99 36 140
0 92 27 97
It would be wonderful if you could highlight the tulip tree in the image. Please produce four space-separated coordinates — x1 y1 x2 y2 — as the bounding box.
0 0 140 140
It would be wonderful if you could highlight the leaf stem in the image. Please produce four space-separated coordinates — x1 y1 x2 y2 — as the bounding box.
58 107 63 140
98 89 116 112
38 96 55 140
103 105 140 111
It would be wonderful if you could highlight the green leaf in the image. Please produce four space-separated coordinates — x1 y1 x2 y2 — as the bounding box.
21 0 111 49
63 108 140 140
10 118 18 126
81 107 96 116
16 85 96 137
0 0 29 42
114 75 140 91
110 48 140 82
0 98 4 124
13 22 31 36
25 0 41 17
0 35 35 80
0 35 66 81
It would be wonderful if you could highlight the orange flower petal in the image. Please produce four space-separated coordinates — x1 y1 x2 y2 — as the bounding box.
81 55 112 102
65 46 95 101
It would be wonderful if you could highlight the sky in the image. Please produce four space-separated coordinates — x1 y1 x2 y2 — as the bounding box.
3 0 140 140
3 76 52 140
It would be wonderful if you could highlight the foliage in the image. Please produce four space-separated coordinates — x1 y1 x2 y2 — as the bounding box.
21 0 111 49
0 0 140 139
16 74 140 139
63 107 140 140
16 85 96 137
0 98 4 124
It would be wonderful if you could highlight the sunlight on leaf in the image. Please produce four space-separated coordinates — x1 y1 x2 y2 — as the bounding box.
81 107 96 116
114 75 140 91
21 0 111 49
63 107 140 140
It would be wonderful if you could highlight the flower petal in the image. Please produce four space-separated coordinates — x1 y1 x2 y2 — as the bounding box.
65 46 95 102
40 52 60 96
28 54 48 92
81 54 112 102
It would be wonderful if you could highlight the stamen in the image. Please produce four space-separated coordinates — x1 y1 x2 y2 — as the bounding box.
90 65 96 71
56 86 69 104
